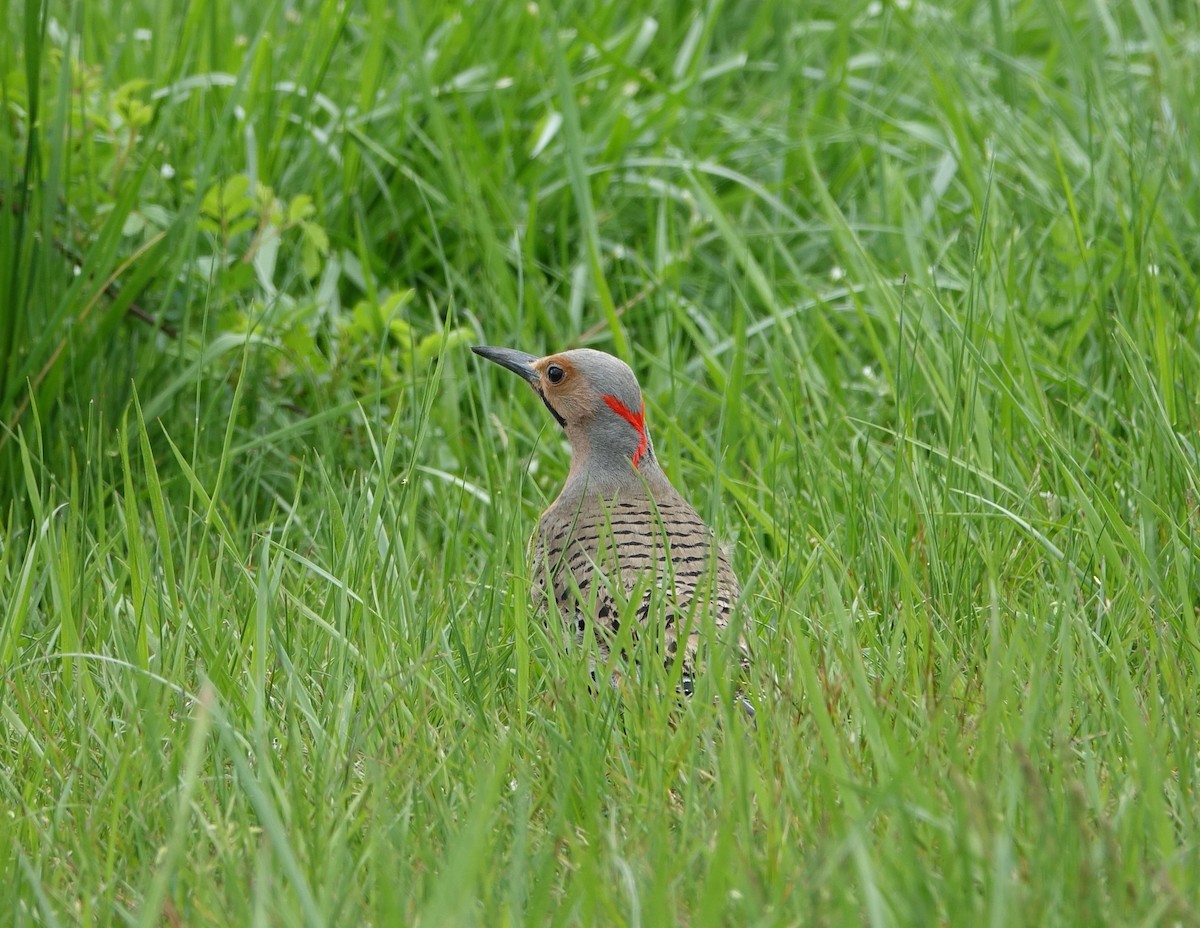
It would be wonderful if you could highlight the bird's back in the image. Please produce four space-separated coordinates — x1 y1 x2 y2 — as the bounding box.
531 477 742 682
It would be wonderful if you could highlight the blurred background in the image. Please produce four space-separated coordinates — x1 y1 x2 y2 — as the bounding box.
2 1 1198 924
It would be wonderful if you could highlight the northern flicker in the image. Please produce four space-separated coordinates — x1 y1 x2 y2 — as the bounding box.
473 345 750 709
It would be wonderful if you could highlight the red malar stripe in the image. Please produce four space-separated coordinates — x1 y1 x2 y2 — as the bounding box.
602 395 648 467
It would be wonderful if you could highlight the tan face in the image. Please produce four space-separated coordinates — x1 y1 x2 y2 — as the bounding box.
528 354 597 429
534 350 651 469
472 344 652 469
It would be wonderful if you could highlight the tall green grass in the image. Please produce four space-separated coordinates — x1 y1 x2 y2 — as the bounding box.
2 0 1199 924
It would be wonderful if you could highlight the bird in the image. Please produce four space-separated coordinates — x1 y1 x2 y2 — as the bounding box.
472 344 751 711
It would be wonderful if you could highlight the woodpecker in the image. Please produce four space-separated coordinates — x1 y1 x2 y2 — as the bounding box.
473 345 750 711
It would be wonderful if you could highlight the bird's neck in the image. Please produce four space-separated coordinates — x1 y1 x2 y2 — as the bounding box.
559 444 670 506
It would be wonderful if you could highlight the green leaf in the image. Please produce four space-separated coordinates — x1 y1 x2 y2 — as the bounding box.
122 212 146 237
201 175 254 225
288 194 316 224
300 221 330 278
379 288 415 318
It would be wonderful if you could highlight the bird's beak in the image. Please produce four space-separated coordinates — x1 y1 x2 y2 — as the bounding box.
471 346 540 384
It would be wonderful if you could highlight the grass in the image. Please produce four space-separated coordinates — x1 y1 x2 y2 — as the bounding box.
2 0 1200 924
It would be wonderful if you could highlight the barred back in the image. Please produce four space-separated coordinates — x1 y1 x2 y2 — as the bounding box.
530 482 742 681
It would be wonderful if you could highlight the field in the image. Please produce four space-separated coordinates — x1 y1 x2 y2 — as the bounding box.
3 0 1199 924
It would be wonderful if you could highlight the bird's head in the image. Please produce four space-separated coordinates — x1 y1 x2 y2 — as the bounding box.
472 345 655 472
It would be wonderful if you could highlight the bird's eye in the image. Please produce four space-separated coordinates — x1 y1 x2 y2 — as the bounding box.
546 364 565 385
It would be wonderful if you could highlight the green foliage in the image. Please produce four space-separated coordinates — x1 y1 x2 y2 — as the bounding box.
0 8 465 465
2 0 1200 925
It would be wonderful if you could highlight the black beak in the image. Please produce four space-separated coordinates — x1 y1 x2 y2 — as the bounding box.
471 346 540 384
472 344 567 428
